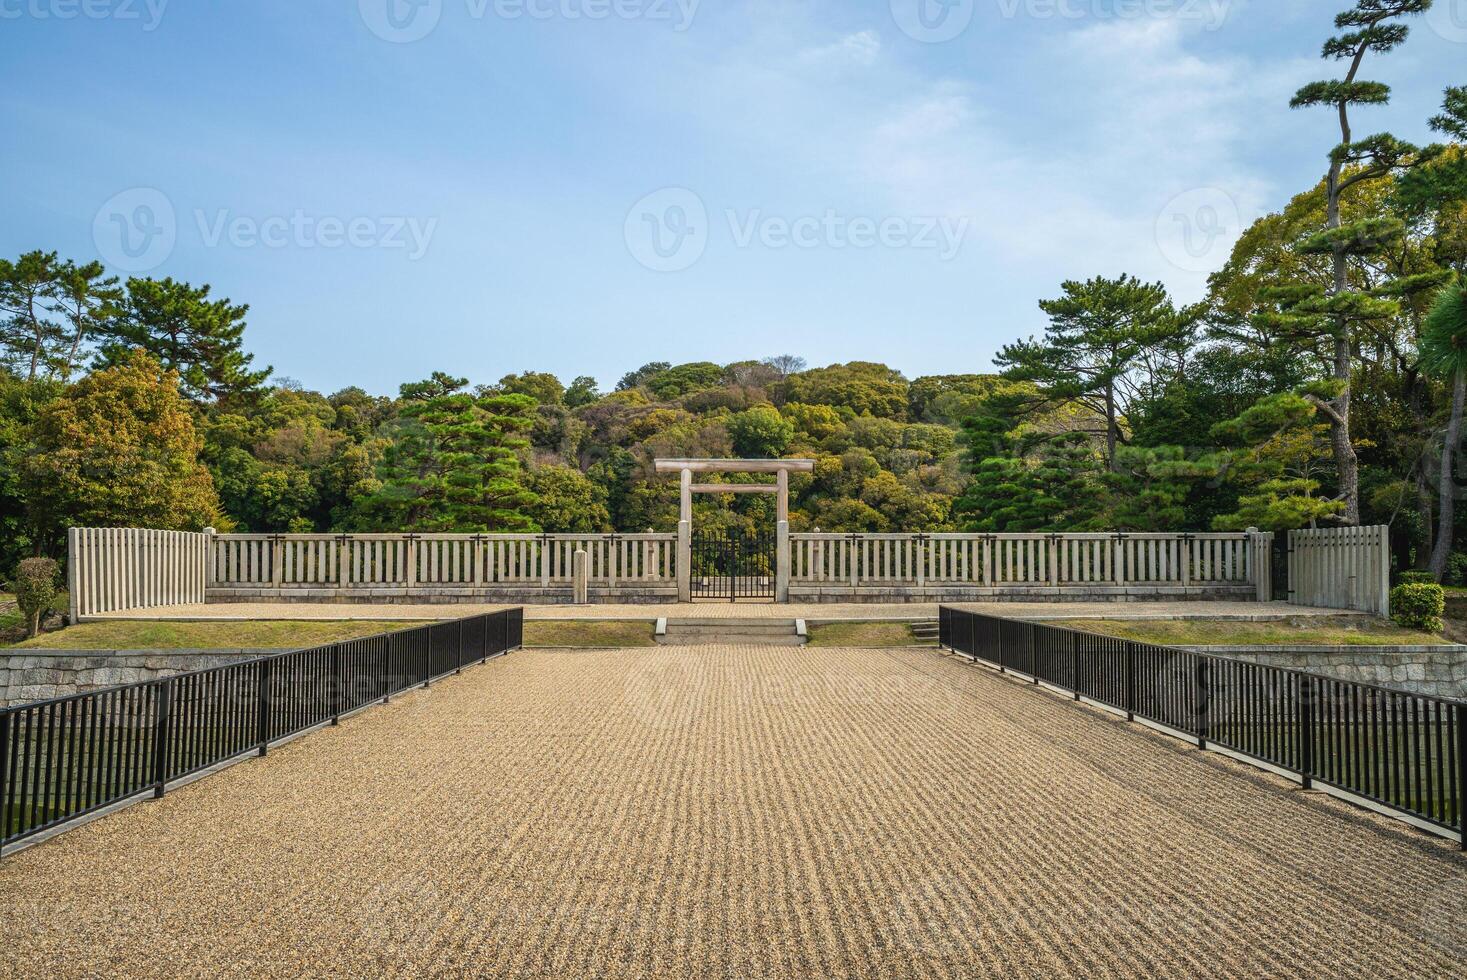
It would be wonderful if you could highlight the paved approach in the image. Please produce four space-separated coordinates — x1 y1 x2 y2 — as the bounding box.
3 645 1462 978
89 598 1347 622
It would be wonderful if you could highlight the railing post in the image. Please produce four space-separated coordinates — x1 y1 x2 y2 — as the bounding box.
1072 632 1081 701
1457 701 1465 851
257 658 272 757
1298 673 1313 790
152 680 172 798
331 645 343 726
456 620 465 674
0 710 8 842
1124 646 1135 722
1195 657 1209 750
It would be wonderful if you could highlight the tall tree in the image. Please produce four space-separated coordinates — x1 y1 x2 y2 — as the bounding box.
22 350 224 548
52 260 122 381
1420 276 1467 578
356 374 539 531
0 251 63 381
1286 0 1432 523
95 277 271 403
996 275 1187 471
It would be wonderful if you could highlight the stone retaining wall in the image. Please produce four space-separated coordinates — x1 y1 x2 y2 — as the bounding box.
1177 645 1467 701
791 585 1258 603
1 650 264 706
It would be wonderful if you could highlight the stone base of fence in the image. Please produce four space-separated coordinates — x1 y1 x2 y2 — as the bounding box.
202 584 680 606
788 584 1260 603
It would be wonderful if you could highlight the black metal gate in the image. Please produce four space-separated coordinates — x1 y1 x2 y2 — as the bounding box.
690 530 776 601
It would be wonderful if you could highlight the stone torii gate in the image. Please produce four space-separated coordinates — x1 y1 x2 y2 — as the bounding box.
654 458 815 602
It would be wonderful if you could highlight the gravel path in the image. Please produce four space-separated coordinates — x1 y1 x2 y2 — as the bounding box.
2 645 1462 978
90 599 1347 622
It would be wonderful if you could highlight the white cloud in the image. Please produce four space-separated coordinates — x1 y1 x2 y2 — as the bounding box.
798 29 882 68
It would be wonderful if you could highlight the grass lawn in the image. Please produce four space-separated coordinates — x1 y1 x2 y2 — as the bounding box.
1055 618 1449 647
0 591 68 646
7 619 428 651
806 621 926 648
524 620 656 648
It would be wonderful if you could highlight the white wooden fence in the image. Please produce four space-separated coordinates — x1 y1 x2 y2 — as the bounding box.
66 527 212 619
790 532 1265 593
67 526 1300 610
208 532 678 589
1288 525 1391 615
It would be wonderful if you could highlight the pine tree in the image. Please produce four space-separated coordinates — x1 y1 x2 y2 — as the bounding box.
357 374 540 532
996 275 1188 471
1284 0 1434 524
94 277 271 403
0 251 64 381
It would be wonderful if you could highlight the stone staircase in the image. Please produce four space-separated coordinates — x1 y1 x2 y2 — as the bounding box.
910 619 939 644
655 618 806 646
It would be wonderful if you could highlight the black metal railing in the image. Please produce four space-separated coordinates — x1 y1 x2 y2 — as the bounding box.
0 608 523 851
938 607 1466 845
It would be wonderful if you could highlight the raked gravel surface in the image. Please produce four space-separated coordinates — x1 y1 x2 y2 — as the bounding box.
2 644 1463 978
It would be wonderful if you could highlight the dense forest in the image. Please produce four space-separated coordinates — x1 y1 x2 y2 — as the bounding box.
1 3 1465 581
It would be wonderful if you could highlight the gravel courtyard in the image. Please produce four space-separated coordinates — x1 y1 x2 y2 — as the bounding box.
2 644 1464 978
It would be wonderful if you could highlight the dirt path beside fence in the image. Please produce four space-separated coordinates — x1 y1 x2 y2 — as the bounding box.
1 645 1462 977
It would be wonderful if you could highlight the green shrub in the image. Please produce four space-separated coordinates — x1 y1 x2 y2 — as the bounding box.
14 557 59 639
1389 582 1445 633
1448 552 1467 587
1396 570 1437 586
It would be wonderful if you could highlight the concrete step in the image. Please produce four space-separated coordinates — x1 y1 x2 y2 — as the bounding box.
656 618 806 646
910 620 939 639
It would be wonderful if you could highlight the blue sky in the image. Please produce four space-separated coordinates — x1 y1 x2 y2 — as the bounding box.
2 0 1465 394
